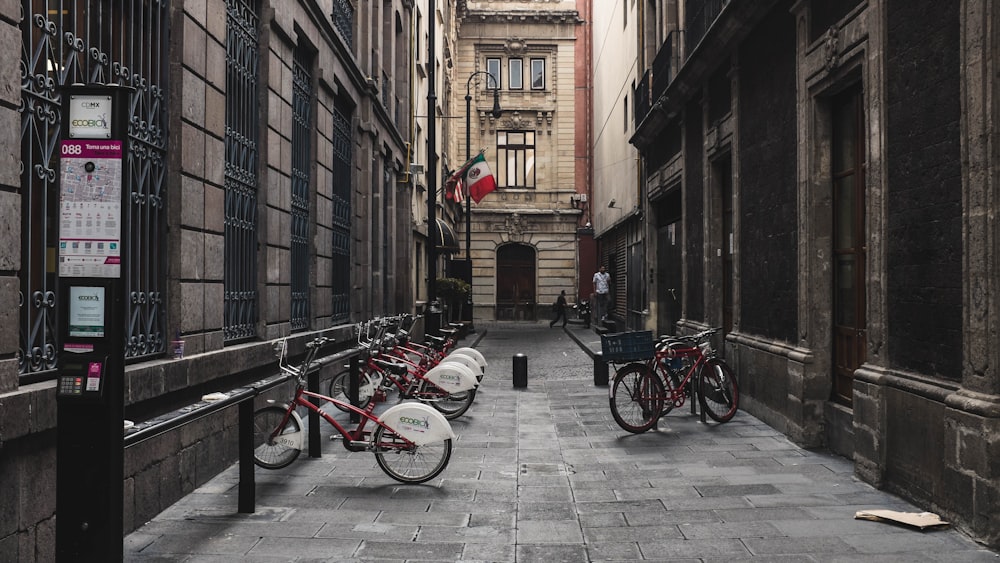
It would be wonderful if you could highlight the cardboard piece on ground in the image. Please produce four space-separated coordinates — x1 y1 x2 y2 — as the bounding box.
855 509 950 530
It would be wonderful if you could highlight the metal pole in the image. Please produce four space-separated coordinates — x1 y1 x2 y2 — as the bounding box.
465 85 473 331
463 71 499 333
426 0 439 336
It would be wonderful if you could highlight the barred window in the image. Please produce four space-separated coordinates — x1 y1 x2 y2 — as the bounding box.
224 0 260 342
331 100 352 324
290 52 314 331
497 131 536 189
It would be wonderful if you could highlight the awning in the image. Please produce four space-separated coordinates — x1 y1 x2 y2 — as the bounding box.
431 218 459 254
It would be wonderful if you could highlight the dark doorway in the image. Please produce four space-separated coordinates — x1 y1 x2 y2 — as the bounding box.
713 154 734 337
831 86 867 406
655 189 682 335
496 243 537 321
626 240 645 330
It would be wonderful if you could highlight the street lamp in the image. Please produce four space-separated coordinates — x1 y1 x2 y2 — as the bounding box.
463 71 501 332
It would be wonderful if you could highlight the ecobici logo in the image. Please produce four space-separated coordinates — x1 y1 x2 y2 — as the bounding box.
77 292 101 301
71 113 108 129
398 415 430 429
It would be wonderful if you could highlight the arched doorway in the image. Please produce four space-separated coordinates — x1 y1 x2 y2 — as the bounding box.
496 243 536 320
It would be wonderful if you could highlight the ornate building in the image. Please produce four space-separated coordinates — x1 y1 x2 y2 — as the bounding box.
447 0 591 321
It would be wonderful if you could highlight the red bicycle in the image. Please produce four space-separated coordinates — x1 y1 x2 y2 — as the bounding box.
252 336 455 483
325 317 481 419
608 328 739 433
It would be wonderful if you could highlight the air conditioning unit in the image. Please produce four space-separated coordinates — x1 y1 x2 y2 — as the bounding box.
410 163 425 174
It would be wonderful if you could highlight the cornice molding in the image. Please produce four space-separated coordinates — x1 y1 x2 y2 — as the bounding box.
463 10 582 25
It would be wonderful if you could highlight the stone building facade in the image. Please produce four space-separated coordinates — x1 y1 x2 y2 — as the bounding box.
2 1 414 558
447 0 589 321
628 0 999 548
591 0 646 331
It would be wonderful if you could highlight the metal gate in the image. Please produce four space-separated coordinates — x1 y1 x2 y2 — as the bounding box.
20 0 169 376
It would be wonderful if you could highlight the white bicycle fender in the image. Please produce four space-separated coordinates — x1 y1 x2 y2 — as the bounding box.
450 347 487 372
442 352 484 382
380 402 455 445
271 408 305 451
424 361 478 392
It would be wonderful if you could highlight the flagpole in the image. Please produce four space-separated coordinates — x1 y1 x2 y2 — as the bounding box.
425 0 440 337
465 71 501 332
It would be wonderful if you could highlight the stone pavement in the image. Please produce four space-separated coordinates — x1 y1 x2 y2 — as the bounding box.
124 321 998 562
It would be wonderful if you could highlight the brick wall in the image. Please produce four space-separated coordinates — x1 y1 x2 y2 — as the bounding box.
736 5 798 343
885 0 962 379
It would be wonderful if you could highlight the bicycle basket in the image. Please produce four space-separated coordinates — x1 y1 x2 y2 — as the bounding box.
600 330 654 362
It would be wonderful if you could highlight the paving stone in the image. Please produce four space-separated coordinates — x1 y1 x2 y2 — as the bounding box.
122 323 999 562
516 519 584 543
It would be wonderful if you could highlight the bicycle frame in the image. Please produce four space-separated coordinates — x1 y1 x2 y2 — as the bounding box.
278 383 390 451
647 342 710 407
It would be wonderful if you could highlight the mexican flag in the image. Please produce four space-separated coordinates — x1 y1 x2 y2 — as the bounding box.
460 153 497 204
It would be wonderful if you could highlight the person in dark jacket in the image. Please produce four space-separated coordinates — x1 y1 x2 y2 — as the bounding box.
550 290 568 328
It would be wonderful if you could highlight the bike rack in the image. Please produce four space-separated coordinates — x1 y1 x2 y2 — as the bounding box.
123 345 361 514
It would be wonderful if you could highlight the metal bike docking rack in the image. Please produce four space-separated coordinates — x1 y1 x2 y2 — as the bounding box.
122 336 359 518
123 382 266 515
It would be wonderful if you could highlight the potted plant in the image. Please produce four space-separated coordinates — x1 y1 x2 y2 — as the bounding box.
436 277 470 323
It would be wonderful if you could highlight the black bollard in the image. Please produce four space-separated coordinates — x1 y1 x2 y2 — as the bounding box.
513 353 528 388
593 351 608 386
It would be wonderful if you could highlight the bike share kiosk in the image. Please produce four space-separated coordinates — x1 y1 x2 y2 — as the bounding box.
55 84 131 562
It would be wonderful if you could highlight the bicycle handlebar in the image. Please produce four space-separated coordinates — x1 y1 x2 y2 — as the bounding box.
657 327 720 347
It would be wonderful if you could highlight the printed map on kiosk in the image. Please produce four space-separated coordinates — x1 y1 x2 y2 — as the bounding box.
58 140 124 278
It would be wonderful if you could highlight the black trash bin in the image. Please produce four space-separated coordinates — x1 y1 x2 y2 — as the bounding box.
593 351 608 386
513 353 528 388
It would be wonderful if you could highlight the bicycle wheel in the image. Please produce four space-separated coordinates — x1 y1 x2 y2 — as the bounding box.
327 369 374 413
429 386 477 420
698 358 739 423
373 425 452 484
609 363 665 433
252 405 302 469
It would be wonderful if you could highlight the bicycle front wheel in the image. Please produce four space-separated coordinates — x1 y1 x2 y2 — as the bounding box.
252 405 302 469
698 359 739 423
429 386 477 420
373 425 452 484
609 363 664 433
327 369 374 412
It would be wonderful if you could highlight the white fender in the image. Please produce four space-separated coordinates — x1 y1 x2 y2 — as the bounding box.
423 361 478 393
442 352 484 382
450 347 487 373
270 408 305 451
380 401 455 445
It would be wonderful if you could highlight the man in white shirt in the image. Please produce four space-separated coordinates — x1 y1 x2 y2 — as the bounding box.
593 265 610 323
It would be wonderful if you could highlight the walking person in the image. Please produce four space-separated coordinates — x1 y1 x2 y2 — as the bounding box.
550 290 568 328
593 265 610 322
